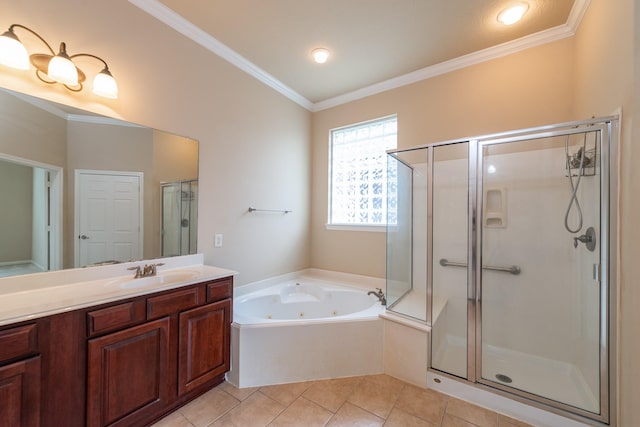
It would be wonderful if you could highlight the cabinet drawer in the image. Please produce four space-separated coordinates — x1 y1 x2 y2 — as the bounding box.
87 301 146 337
147 286 204 319
0 324 38 363
206 277 233 303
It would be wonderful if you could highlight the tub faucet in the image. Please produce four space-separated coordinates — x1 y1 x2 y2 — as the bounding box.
368 288 387 306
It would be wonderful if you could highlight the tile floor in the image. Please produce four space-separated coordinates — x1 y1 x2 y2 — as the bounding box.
152 375 535 427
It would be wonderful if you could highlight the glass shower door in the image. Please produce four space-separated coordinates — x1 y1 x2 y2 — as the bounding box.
386 154 414 312
161 180 198 257
431 142 469 378
479 131 603 415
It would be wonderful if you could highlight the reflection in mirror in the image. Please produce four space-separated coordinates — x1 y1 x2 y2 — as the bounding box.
0 87 198 277
161 180 198 257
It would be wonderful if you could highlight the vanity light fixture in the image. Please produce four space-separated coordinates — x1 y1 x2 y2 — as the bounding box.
497 2 529 25
311 47 330 64
0 24 118 99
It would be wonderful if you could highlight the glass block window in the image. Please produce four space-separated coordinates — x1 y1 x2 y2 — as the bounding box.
329 115 397 227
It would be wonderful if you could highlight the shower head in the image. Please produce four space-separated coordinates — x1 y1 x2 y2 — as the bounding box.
568 147 592 169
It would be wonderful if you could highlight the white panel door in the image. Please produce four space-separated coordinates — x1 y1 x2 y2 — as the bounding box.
77 172 142 267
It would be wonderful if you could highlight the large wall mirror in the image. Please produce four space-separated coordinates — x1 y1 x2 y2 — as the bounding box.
0 88 198 278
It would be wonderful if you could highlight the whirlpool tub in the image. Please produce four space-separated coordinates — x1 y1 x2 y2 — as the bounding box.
227 269 386 387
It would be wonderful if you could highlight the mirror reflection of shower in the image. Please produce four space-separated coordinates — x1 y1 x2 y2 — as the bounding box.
161 179 198 257
564 131 598 251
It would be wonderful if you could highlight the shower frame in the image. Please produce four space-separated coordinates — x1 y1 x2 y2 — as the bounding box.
386 116 618 425
160 179 198 257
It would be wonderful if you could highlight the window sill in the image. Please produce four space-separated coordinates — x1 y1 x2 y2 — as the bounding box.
325 224 387 232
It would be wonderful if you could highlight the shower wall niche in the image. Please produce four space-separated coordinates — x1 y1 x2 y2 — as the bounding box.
386 117 617 425
161 179 198 257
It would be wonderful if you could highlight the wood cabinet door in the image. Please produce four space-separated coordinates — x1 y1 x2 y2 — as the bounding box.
86 317 171 427
178 299 231 395
0 356 41 427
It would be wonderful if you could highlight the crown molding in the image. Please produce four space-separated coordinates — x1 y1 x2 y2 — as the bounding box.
2 88 143 125
128 0 313 110
66 114 145 127
3 88 69 119
566 0 591 32
312 23 578 111
130 0 590 113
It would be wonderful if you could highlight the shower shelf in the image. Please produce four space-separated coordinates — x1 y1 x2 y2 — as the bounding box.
439 258 521 275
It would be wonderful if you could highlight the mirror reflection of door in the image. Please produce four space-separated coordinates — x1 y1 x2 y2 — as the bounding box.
75 170 143 267
0 156 62 277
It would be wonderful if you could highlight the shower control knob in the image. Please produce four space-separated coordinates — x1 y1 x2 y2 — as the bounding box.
572 227 596 251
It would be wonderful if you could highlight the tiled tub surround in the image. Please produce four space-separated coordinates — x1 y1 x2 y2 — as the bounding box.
0 253 235 326
153 374 534 427
228 269 386 388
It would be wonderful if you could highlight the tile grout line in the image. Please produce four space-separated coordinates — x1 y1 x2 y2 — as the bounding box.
261 389 291 427
165 375 534 427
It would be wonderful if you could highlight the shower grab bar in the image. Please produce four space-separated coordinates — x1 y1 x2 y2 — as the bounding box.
248 207 292 214
439 258 521 275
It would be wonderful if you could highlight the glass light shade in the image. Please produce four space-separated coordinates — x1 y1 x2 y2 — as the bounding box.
92 69 118 99
48 54 78 86
0 31 30 70
498 3 529 25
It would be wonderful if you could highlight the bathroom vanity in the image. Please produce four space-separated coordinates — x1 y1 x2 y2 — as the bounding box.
0 255 235 427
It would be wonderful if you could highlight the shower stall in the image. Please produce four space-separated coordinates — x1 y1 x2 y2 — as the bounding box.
385 117 617 424
161 179 198 257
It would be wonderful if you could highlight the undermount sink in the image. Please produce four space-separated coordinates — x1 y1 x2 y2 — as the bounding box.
105 269 201 289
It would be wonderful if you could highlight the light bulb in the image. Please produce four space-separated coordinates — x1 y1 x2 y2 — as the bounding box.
0 29 30 70
312 48 330 64
92 68 118 99
48 43 78 86
497 3 529 25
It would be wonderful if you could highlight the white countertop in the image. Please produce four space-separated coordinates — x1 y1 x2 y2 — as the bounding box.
0 254 237 327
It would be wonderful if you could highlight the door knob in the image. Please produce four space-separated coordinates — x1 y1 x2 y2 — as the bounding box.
79 234 90 240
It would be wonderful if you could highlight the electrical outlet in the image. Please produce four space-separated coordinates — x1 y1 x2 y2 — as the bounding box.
214 233 223 248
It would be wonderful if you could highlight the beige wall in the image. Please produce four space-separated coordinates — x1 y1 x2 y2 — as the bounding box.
0 89 67 166
571 0 637 425
0 0 311 285
152 129 199 258
152 130 198 184
311 38 575 277
0 90 66 266
0 161 33 262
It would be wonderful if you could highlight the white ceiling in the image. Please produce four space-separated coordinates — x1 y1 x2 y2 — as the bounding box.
130 0 587 111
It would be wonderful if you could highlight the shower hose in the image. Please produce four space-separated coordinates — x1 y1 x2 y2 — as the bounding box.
564 133 587 234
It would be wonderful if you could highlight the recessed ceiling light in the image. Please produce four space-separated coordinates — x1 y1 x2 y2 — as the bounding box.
311 48 330 64
497 2 529 25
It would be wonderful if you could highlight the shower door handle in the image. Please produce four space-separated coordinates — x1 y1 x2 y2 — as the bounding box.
79 234 90 240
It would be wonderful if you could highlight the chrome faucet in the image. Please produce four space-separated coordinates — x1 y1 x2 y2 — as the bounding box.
127 263 165 278
368 288 387 306
127 265 143 278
